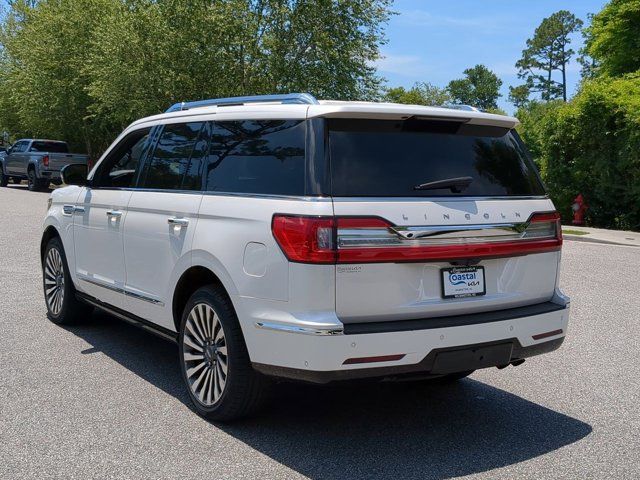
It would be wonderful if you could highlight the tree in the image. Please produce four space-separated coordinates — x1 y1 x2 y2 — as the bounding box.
583 0 640 77
446 64 502 110
514 10 583 102
508 84 531 109
383 82 451 106
0 0 393 156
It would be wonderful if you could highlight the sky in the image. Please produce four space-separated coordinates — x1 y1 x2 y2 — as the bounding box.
377 0 609 113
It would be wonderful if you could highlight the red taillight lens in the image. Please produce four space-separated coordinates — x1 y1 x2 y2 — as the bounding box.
272 211 562 265
42 155 49 167
272 215 336 264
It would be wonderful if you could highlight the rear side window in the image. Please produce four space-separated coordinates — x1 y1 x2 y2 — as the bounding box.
30 141 69 153
328 119 546 197
141 122 205 190
204 120 306 195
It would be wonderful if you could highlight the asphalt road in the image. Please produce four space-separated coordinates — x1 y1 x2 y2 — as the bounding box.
1 184 639 480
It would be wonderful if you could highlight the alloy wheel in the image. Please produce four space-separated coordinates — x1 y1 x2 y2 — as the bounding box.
182 303 228 406
44 247 65 316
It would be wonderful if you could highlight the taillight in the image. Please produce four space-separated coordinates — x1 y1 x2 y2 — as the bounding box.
272 212 563 265
525 211 563 242
272 215 336 264
42 155 49 167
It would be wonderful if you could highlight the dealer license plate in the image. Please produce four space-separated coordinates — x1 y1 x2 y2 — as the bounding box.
441 266 486 298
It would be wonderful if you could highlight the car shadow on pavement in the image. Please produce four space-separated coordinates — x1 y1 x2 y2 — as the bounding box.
66 311 592 480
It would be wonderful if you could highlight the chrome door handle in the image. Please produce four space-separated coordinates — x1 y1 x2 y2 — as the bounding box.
167 217 189 227
63 205 85 215
106 210 123 218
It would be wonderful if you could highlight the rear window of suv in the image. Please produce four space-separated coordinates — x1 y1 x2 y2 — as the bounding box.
327 118 545 197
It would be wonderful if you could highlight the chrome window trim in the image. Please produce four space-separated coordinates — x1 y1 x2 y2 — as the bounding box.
331 195 550 202
84 186 332 202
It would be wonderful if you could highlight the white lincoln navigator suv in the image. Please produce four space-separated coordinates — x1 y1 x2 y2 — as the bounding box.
42 93 570 421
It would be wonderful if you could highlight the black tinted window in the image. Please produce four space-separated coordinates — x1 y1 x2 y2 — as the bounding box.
328 119 546 197
30 141 69 153
142 122 205 190
205 120 306 195
96 128 151 188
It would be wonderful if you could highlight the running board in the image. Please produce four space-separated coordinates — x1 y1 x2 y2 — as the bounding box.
76 292 178 343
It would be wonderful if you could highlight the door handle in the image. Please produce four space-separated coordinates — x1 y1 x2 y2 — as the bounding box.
167 217 189 227
106 210 123 218
63 205 85 215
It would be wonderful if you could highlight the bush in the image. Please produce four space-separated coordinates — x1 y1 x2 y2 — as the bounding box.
517 75 640 230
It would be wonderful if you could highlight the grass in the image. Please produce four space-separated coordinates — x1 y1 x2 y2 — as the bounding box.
562 229 590 236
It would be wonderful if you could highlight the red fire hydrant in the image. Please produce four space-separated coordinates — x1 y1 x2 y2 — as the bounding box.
572 194 587 225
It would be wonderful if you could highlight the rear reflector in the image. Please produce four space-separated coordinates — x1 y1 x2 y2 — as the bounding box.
272 211 563 265
343 354 406 365
532 329 563 340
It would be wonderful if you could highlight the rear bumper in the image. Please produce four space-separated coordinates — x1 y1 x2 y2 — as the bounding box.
247 301 570 383
39 170 61 180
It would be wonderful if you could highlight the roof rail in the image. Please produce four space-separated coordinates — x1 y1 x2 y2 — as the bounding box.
166 93 319 113
441 104 482 112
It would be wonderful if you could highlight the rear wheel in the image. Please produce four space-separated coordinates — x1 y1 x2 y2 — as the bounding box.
28 168 48 191
43 237 92 324
178 285 270 422
0 169 7 187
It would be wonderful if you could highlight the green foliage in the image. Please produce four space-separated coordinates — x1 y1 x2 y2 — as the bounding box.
383 82 451 106
583 0 640 77
508 84 531 109
514 10 583 103
446 64 502 110
0 0 392 157
517 76 640 230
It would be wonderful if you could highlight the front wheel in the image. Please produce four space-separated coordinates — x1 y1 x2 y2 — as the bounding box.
178 286 270 422
43 237 92 324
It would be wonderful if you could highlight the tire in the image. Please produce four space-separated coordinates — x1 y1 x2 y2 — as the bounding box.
27 168 38 191
0 168 7 187
42 236 93 325
178 285 270 422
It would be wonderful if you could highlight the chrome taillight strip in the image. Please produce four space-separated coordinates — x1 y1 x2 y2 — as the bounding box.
338 221 556 249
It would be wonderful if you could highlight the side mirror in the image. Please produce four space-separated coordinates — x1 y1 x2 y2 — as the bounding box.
61 164 89 186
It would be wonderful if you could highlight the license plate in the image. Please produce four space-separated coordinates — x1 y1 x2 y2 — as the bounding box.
441 266 486 298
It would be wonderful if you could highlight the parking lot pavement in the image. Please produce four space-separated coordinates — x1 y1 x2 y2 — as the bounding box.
1 184 639 480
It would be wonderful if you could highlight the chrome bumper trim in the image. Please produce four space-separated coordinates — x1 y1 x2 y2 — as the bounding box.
78 275 165 306
255 321 344 336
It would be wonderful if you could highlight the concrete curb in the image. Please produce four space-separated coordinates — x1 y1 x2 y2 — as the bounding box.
563 234 639 247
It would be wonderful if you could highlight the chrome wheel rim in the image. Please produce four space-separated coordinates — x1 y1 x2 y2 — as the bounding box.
44 247 65 316
182 303 228 406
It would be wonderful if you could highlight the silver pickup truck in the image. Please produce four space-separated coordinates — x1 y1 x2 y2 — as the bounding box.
0 139 89 191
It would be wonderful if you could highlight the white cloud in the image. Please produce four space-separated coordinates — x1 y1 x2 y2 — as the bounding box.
375 53 431 78
397 9 511 34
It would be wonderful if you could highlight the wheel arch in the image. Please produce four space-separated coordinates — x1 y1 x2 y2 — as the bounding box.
41 225 61 262
172 265 237 332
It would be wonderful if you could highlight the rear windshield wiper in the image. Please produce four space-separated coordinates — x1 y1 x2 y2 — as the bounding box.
413 176 473 193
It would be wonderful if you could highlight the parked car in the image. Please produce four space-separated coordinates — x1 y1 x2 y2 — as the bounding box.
0 139 88 190
41 93 570 421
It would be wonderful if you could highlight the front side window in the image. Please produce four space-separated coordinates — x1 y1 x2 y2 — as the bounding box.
205 120 306 195
94 128 151 188
140 122 205 190
12 141 28 153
